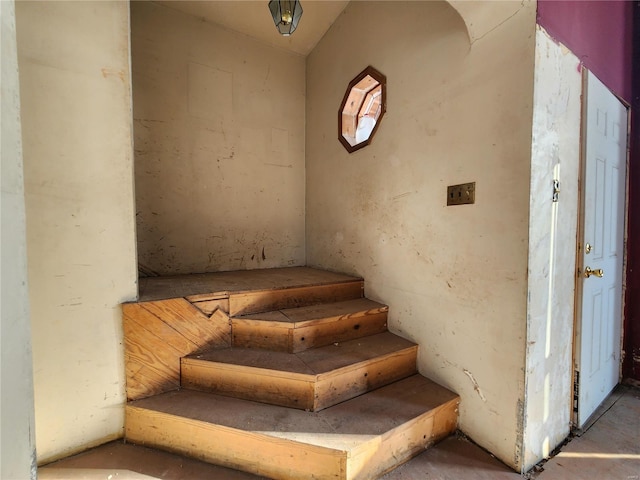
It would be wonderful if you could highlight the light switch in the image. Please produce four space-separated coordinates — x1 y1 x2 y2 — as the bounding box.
447 182 475 206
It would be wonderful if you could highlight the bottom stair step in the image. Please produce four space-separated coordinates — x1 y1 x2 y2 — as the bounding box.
125 375 459 480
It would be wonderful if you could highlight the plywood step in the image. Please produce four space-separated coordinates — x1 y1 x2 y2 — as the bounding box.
125 374 459 480
227 279 364 317
231 298 388 353
138 267 364 316
181 331 418 411
139 267 363 301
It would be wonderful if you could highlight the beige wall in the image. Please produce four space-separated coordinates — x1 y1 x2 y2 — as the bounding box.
523 27 581 470
132 2 306 275
16 1 138 463
1 0 37 477
306 1 537 470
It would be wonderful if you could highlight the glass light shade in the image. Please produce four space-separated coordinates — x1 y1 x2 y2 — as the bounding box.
269 0 303 36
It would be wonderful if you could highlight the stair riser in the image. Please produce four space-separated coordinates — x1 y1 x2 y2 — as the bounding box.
349 401 459 479
313 348 418 410
229 281 364 316
232 312 388 353
180 346 418 411
125 406 347 480
181 363 314 410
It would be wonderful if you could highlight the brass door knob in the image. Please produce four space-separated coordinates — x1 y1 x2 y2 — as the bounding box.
584 266 604 278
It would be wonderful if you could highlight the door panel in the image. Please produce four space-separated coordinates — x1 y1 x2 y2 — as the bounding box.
576 71 627 427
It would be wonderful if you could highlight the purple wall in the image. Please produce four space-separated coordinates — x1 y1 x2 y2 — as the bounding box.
624 2 640 381
537 0 633 103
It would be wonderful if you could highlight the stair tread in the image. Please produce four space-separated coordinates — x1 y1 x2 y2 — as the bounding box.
184 331 416 376
235 298 387 325
139 267 362 302
128 374 459 451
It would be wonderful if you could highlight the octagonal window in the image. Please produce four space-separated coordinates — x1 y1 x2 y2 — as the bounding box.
338 66 386 153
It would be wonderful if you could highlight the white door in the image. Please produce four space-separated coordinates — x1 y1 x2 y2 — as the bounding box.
575 71 627 428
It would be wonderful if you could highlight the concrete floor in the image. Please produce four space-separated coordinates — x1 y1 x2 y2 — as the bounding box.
538 384 640 480
40 385 639 480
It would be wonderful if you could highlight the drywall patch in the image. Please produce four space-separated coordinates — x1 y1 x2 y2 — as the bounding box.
187 62 232 120
101 67 125 83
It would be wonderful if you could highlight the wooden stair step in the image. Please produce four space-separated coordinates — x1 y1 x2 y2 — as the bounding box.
232 298 388 352
139 267 363 302
125 374 460 480
227 279 364 317
138 267 364 317
181 331 418 411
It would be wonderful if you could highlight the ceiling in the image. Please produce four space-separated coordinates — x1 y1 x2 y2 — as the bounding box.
156 1 351 56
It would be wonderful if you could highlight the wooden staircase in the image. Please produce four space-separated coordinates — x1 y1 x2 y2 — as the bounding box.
122 267 459 480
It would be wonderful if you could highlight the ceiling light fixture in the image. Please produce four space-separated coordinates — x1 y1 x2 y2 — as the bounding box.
269 0 303 36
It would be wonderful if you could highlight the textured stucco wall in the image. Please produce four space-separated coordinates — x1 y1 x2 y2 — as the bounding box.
16 1 138 463
306 0 537 470
132 2 306 275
